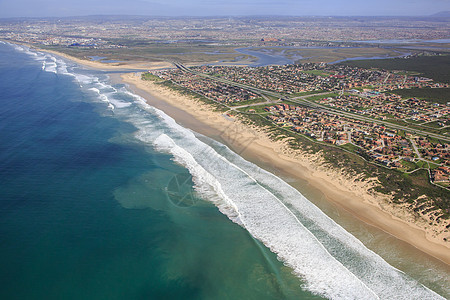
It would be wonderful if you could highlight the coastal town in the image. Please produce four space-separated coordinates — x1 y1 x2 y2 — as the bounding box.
1 8 450 299
148 62 450 187
1 15 447 189
1 16 449 46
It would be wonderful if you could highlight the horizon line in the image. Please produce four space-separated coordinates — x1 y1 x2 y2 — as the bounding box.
1 13 449 20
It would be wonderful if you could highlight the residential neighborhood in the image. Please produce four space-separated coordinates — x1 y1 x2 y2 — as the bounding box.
148 62 449 186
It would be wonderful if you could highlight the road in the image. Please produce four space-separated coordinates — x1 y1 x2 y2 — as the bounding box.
174 63 450 143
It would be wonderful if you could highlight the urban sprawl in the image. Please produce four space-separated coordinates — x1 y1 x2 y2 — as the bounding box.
149 63 450 186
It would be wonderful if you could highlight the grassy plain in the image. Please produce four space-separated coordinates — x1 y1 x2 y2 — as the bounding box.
290 47 406 63
390 88 450 105
341 55 450 83
42 43 244 64
41 42 420 66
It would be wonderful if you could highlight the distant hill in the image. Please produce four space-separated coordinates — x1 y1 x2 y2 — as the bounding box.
431 11 450 17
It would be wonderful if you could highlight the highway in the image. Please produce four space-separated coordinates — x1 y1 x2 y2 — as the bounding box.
174 63 450 143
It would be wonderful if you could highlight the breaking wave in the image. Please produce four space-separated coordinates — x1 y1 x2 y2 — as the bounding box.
10 42 445 299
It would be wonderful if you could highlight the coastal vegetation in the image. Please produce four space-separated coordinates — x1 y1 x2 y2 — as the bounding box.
36 40 427 66
41 43 243 64
390 87 450 105
142 73 230 112
30 12 448 244
3 15 450 298
141 72 163 82
340 55 450 84
237 111 449 220
142 61 450 231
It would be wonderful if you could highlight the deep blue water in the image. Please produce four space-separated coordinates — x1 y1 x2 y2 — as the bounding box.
0 42 447 299
0 43 318 300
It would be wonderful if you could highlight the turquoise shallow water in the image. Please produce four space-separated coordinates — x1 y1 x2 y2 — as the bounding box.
0 42 447 299
0 43 319 299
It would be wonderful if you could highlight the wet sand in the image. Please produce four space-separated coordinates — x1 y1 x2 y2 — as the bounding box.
119 72 450 266
34 47 450 266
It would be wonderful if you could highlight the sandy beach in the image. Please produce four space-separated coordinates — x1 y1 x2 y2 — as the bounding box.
120 72 450 265
39 49 174 71
39 50 450 265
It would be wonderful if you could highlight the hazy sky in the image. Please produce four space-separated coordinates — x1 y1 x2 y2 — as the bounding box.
0 0 448 18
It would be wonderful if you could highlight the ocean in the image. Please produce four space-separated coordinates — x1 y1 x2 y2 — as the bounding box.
0 42 447 299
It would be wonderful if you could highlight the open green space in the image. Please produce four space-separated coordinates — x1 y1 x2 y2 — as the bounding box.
42 43 243 63
237 104 272 114
340 55 450 83
301 70 330 77
290 90 326 97
281 100 311 107
339 143 360 153
239 112 449 219
141 72 163 81
390 88 450 105
156 71 450 220
400 159 424 172
305 93 339 101
226 97 267 107
293 47 405 63
425 120 447 129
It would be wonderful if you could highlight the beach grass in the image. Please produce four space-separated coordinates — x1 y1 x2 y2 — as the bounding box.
236 110 450 220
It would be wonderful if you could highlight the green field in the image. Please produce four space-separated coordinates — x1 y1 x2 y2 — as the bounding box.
226 97 267 106
301 70 330 77
339 143 360 152
289 90 326 97
340 55 450 83
237 103 273 113
305 93 339 101
42 43 243 64
390 88 450 105
141 72 163 81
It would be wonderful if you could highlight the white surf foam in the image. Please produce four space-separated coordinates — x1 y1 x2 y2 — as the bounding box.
128 101 444 299
108 98 131 109
154 133 242 222
44 62 57 73
197 135 445 299
11 44 25 52
153 133 380 298
56 58 68 74
7 42 445 299
5 43 70 76
87 85 131 110
6 43 129 113
74 74 96 84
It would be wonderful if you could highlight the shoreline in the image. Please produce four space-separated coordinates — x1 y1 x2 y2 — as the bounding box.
36 48 174 71
119 73 450 266
40 49 450 265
